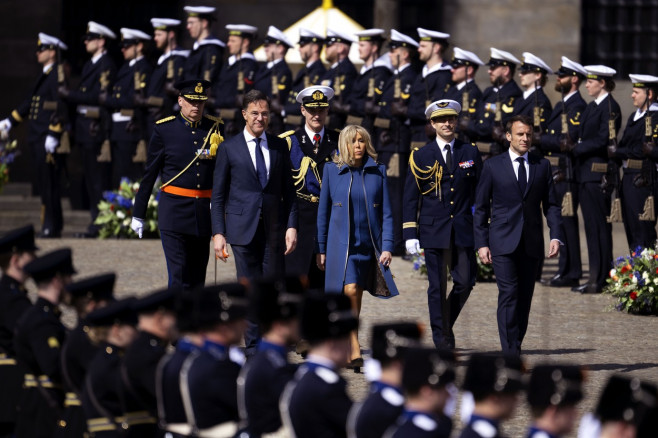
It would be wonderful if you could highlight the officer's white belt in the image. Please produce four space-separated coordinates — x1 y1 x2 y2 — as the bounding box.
77 105 100 116
112 112 132 123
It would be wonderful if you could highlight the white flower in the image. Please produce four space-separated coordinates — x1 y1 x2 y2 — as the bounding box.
650 287 655 293
132 182 140 191
643 271 649 280
116 210 126 219
609 269 617 277
632 275 638 284
123 218 131 227
654 278 658 285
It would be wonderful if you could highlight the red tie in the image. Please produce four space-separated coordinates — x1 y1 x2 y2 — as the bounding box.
313 134 321 153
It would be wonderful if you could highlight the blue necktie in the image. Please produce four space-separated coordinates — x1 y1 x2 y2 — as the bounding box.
254 137 268 188
516 157 527 195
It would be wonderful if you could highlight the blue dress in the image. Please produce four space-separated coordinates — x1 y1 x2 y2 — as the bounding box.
344 165 375 287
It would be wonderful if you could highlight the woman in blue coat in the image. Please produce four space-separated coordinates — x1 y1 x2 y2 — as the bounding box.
316 124 394 367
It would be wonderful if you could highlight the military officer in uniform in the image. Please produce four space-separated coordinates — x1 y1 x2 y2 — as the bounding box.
513 52 553 144
183 6 225 83
0 33 69 238
58 21 117 238
321 28 358 132
57 273 115 438
237 277 303 437
281 292 358 438
463 48 522 157
0 226 37 437
406 28 453 150
143 18 189 139
102 27 152 186
403 100 481 350
609 74 658 251
347 322 422 438
374 29 419 256
447 47 484 145
281 85 338 288
81 298 138 437
566 65 621 294
525 364 584 438
122 288 177 437
131 79 223 290
214 24 259 138
540 57 588 288
283 28 327 131
14 248 76 437
254 26 293 135
386 347 457 438
458 353 524 438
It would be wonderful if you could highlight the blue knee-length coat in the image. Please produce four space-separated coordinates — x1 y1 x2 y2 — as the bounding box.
317 156 394 293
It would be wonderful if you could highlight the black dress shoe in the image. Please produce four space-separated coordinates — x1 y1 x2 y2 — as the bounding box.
549 277 580 288
571 283 589 293
571 283 600 294
401 254 414 262
541 273 562 285
75 231 99 239
38 229 61 239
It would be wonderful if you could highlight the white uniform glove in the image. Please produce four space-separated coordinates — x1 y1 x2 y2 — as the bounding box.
130 217 144 238
405 239 421 256
0 118 12 132
45 135 59 153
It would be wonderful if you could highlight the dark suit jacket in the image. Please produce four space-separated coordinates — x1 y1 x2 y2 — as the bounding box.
211 132 297 246
474 151 562 258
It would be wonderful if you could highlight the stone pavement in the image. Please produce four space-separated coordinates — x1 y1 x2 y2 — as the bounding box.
32 233 658 438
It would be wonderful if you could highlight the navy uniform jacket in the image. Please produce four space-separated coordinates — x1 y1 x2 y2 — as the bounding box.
7 64 68 143
157 339 200 426
237 341 297 436
403 139 482 249
145 51 188 135
407 64 453 135
183 36 225 83
572 95 622 183
375 64 418 153
348 381 404 438
284 362 352 438
282 128 338 274
214 53 258 110
540 91 587 174
254 59 293 101
388 411 452 438
473 152 563 257
467 80 522 144
211 132 298 245
104 57 153 142
284 59 327 120
613 110 658 163
458 416 504 438
444 80 483 145
348 63 392 119
512 87 553 135
133 113 223 236
66 53 117 144
321 58 358 130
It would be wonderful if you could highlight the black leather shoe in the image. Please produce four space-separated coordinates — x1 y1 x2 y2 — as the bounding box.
571 283 588 293
549 277 580 288
38 229 61 239
571 283 600 294
75 231 99 239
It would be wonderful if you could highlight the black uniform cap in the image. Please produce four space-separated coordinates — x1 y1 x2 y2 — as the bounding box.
249 276 306 327
463 352 525 398
371 322 423 362
132 287 179 314
66 273 116 302
301 292 358 342
527 364 584 408
595 375 658 426
402 347 456 394
23 248 76 283
0 225 38 255
86 297 138 327
175 79 211 101
196 282 249 328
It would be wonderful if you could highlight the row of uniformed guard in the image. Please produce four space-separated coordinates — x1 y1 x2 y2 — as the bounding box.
0 224 656 438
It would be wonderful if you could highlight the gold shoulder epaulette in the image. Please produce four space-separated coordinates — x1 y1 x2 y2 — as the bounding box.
204 114 224 124
156 115 176 124
278 130 296 139
412 147 420 152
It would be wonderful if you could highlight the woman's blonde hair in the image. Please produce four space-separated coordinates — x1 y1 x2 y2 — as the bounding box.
334 125 378 166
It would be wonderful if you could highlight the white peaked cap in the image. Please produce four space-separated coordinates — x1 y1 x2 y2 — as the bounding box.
120 28 151 41
390 29 419 48
38 33 68 50
87 21 116 39
453 47 484 65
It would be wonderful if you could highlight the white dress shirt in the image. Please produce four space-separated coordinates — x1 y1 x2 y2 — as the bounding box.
436 137 456 165
508 148 529 182
243 129 270 178
305 126 325 145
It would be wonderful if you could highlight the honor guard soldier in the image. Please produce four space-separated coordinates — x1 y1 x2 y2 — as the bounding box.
406 28 453 150
564 65 621 295
237 277 304 437
121 288 178 437
374 29 419 256
0 34 69 238
403 100 481 350
458 353 524 438
385 347 456 438
81 298 138 437
513 52 554 148
609 74 658 250
58 21 117 238
214 24 259 138
57 273 116 438
336 29 392 133
321 28 358 132
281 85 338 287
281 293 358 438
464 48 522 157
254 26 294 135
179 283 248 437
448 47 484 145
284 28 327 131
540 57 587 288
102 27 153 186
131 79 224 290
525 364 584 438
0 226 37 436
14 249 76 437
143 18 189 139
347 322 422 438
183 6 225 83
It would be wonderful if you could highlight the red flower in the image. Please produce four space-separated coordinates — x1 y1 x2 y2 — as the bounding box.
630 291 638 300
110 204 114 211
624 282 629 287
620 264 631 274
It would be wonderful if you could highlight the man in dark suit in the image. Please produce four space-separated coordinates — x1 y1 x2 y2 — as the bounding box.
211 89 297 354
474 115 562 356
404 99 482 350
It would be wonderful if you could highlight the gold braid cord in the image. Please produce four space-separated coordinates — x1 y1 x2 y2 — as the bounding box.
409 150 443 201
292 156 321 191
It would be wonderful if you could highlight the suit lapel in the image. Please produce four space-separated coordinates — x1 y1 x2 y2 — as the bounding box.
237 135 259 184
266 134 277 187
525 156 536 198
500 154 522 197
